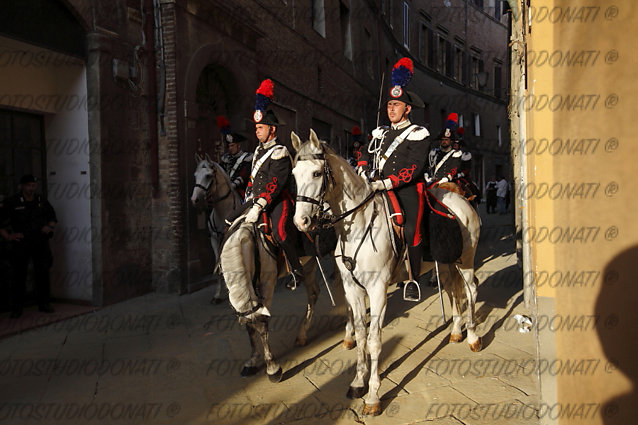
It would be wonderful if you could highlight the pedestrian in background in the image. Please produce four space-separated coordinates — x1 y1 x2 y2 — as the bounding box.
485 175 498 214
496 176 509 215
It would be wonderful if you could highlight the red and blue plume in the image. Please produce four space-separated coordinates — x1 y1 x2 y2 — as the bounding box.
445 113 458 130
216 115 231 135
352 125 361 141
255 79 274 111
391 58 414 87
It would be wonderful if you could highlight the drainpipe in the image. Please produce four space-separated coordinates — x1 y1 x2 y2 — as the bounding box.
145 0 159 197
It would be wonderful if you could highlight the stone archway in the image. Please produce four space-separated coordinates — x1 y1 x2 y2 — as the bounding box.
181 42 256 293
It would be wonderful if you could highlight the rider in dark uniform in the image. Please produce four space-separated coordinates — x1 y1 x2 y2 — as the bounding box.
357 58 431 302
243 79 303 290
452 127 479 207
348 126 363 168
218 116 252 201
426 113 463 186
0 175 57 318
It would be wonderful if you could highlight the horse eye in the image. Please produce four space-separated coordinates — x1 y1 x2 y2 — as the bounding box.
313 171 322 178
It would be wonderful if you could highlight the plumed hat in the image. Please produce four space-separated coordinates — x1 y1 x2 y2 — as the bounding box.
388 58 424 108
216 116 246 144
253 79 286 126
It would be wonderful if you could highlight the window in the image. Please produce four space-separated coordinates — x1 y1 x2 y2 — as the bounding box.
340 2 352 60
311 0 326 37
494 65 502 98
473 0 484 9
317 66 323 92
445 40 453 78
497 125 502 147
437 35 446 73
420 25 436 68
403 2 409 48
458 114 464 128
494 0 502 20
454 46 464 81
473 113 481 136
364 28 374 79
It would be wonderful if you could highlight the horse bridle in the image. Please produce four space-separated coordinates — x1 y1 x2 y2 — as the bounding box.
295 151 335 210
196 162 233 205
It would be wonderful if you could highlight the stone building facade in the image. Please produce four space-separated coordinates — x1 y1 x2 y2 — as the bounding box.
0 0 510 306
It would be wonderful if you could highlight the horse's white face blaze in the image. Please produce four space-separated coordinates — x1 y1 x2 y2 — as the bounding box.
191 161 214 205
292 160 324 232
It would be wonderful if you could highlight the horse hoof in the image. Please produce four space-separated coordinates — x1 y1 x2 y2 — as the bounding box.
240 366 259 377
449 333 463 343
295 336 307 347
268 367 283 383
210 297 224 305
362 402 382 416
342 340 356 350
469 337 482 352
346 386 367 399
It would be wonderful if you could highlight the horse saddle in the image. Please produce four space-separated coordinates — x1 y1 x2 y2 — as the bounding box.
382 187 463 264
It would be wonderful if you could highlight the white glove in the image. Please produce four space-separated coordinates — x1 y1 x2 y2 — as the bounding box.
439 177 449 184
370 180 386 192
371 127 386 139
244 205 261 223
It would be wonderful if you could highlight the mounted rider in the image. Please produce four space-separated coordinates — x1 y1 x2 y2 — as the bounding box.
426 113 463 186
243 79 303 290
348 126 363 168
356 57 431 302
218 116 252 201
452 127 479 206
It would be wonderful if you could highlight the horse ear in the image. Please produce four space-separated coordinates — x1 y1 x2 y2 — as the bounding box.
309 129 320 150
195 153 203 163
291 131 302 152
205 153 213 163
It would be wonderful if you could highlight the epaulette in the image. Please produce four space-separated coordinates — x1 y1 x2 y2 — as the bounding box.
406 126 430 141
271 145 290 160
461 151 472 161
451 150 463 158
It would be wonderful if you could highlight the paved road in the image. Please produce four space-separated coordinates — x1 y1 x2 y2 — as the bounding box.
0 206 539 425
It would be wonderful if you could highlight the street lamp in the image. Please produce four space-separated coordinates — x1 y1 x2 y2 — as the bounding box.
476 71 489 88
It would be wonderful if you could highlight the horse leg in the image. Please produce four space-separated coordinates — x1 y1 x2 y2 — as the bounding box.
441 264 464 343
343 304 356 350
241 323 262 376
362 284 388 416
296 258 319 346
253 319 283 382
343 280 368 400
457 264 481 352
210 233 225 303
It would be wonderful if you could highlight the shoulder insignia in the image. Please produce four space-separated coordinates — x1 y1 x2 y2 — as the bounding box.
406 126 429 141
461 152 472 161
451 151 463 158
271 145 290 160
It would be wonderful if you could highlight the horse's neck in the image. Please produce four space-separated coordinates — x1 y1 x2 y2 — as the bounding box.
210 164 239 214
326 155 374 222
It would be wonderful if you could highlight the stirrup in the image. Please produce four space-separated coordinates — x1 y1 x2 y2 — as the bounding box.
403 280 421 302
286 271 303 291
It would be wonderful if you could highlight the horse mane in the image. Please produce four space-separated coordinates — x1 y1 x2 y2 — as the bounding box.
210 160 232 189
295 139 369 199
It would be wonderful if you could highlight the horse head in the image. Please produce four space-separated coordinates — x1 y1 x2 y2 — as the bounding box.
191 153 216 206
292 129 331 232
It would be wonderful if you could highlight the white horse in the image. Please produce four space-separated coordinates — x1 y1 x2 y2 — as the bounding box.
219 219 322 381
291 130 482 416
190 153 242 302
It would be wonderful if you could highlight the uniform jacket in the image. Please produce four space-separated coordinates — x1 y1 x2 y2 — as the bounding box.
427 147 462 182
245 138 292 209
221 150 253 197
358 120 430 190
1 193 57 242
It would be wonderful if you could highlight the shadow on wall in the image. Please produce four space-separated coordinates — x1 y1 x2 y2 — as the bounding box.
596 245 638 424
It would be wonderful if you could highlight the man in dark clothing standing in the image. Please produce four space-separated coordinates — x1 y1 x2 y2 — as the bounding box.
0 175 57 318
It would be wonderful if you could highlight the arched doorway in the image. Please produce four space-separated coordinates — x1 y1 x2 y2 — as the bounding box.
185 64 243 292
